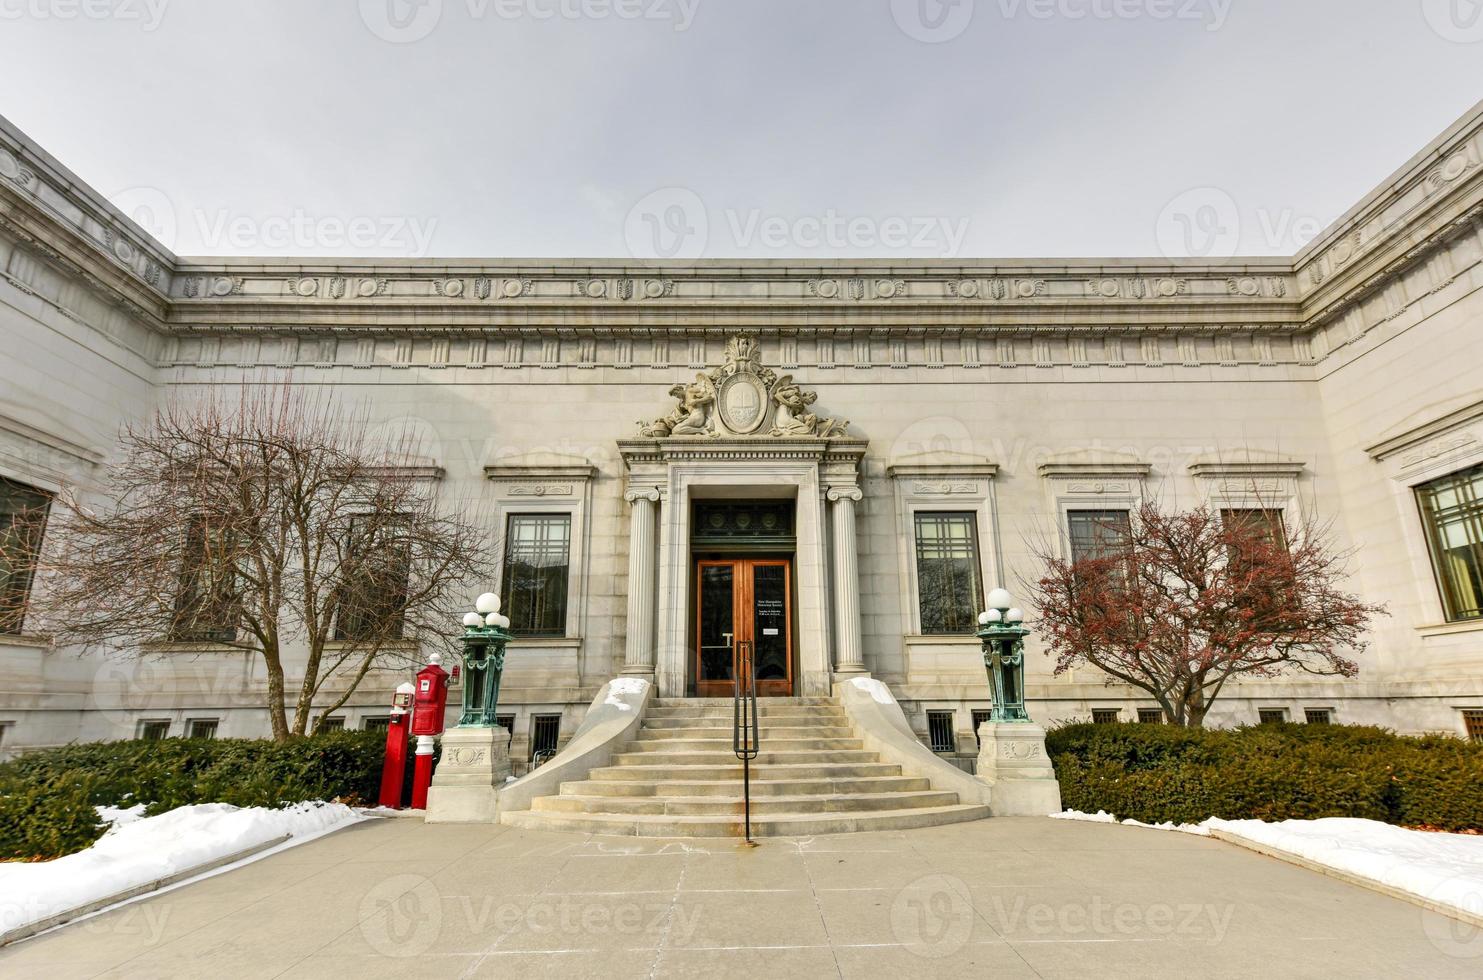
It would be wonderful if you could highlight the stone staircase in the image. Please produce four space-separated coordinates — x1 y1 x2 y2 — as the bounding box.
500 696 991 837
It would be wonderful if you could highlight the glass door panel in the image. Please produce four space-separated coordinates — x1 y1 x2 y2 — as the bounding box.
696 563 736 695
751 562 791 695
694 558 794 697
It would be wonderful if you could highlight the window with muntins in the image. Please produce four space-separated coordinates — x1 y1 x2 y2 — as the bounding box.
1092 709 1121 725
1417 465 1483 622
0 477 51 635
334 517 411 643
913 512 984 634
1258 708 1288 725
170 518 239 643
1138 708 1164 724
1067 509 1131 563
1463 710 1483 742
1222 508 1289 550
502 515 571 637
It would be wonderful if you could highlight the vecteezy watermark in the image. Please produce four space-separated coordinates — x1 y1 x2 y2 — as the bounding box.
1419 876 1483 959
624 186 970 260
1421 0 1483 43
891 875 977 958
357 875 699 956
993 0 1232 31
359 0 700 43
1155 186 1330 259
982 893 1236 943
110 185 179 251
194 209 439 255
890 0 977 43
0 0 170 31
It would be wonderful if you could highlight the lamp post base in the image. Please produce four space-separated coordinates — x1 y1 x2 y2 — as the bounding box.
974 722 1063 817
424 727 512 823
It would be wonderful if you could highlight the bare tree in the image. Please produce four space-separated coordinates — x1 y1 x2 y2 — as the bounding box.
1027 502 1386 727
11 385 493 740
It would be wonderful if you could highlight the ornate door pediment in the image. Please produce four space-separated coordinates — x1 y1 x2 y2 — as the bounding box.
637 335 849 439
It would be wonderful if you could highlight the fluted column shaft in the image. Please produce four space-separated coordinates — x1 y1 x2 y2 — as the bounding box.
622 489 659 675
829 487 867 676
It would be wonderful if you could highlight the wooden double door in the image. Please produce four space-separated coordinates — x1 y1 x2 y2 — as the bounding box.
694 558 794 697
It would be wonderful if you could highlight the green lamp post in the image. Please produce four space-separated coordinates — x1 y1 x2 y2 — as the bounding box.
977 587 1031 724
456 592 514 728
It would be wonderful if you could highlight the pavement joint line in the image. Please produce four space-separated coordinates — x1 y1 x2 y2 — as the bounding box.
795 828 846 980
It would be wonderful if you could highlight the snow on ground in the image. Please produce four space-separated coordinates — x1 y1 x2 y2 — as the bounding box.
0 802 366 936
1054 810 1483 919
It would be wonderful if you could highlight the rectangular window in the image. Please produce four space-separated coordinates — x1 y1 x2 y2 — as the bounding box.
0 477 51 635
502 515 571 637
186 718 219 739
913 512 984 634
362 716 392 732
1258 708 1288 725
1304 708 1333 725
1222 508 1289 550
171 518 238 643
971 709 992 745
1417 465 1483 622
496 713 517 751
1092 709 1121 725
334 517 411 643
1067 509 1132 563
1138 708 1164 724
318 716 346 732
1463 710 1483 742
530 714 562 762
138 719 171 740
926 710 957 753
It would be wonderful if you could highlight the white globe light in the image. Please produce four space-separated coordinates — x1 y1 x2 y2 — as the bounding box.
1006 608 1025 624
496 614 511 630
462 612 482 628
987 587 1013 611
485 612 502 628
978 611 992 626
475 593 501 615
982 609 1002 624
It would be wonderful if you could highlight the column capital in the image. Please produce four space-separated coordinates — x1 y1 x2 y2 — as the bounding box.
625 486 662 504
827 485 863 503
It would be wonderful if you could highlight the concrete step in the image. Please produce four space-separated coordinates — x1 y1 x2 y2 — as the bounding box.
651 697 838 707
637 722 856 737
621 737 865 753
532 790 962 816
558 774 935 798
644 706 847 722
586 761 904 781
500 804 993 838
610 749 879 767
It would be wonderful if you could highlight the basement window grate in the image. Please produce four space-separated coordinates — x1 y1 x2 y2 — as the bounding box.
1137 708 1164 724
971 709 992 745
1464 710 1483 742
1305 708 1333 725
186 718 219 740
138 719 170 740
531 714 562 762
1092 709 1121 725
496 714 517 750
926 711 956 753
1258 708 1288 725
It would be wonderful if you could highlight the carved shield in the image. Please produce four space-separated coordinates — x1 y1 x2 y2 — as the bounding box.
717 372 768 435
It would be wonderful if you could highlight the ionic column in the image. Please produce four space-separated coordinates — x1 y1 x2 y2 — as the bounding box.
828 486 868 676
622 488 660 676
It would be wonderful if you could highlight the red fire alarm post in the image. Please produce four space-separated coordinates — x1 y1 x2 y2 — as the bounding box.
409 652 450 809
377 682 415 809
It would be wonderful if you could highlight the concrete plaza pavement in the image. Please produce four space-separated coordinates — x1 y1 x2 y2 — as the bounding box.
3 815 1479 978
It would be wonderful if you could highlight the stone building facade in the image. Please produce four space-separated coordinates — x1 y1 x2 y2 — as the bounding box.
3 102 1483 760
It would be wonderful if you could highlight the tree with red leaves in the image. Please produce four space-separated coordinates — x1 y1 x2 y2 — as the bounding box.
1028 503 1386 727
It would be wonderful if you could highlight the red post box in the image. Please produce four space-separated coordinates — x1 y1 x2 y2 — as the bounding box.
410 653 450 810
411 655 451 737
377 682 415 810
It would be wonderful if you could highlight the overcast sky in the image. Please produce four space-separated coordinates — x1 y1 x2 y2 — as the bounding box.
1 0 1480 260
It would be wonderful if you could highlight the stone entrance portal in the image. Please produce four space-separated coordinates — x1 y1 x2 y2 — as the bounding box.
617 335 869 699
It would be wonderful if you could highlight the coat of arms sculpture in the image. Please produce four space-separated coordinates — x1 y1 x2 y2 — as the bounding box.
638 336 850 439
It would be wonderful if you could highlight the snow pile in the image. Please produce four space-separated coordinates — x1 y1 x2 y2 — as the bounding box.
0 802 365 935
603 677 650 710
848 676 896 705
96 803 148 829
1054 810 1483 919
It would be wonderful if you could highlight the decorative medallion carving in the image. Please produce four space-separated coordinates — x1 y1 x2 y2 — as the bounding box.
638 334 850 439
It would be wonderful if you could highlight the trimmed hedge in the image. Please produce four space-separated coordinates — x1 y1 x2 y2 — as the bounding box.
1047 722 1483 831
0 730 403 860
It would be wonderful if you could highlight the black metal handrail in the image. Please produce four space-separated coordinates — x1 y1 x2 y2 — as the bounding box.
732 639 760 844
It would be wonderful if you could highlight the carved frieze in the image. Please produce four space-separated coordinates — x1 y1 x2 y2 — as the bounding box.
637 334 849 439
